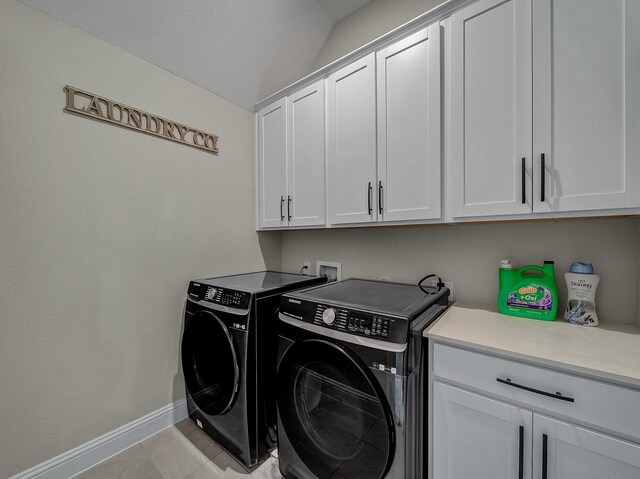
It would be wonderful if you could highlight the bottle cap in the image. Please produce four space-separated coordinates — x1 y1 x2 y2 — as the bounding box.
500 259 513 269
569 262 594 274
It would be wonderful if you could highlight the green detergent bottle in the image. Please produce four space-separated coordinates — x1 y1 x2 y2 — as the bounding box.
498 260 558 320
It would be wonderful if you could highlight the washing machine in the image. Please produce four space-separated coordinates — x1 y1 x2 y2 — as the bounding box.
276 278 449 479
181 271 326 467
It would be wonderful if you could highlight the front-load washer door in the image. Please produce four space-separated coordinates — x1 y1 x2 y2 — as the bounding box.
277 338 395 479
182 310 239 416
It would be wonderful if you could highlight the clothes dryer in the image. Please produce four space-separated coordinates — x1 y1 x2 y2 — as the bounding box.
276 278 448 478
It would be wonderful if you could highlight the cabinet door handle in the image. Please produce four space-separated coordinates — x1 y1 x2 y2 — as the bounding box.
518 425 524 479
378 181 383 214
542 433 548 479
521 157 526 204
497 377 574 402
540 153 546 202
280 196 285 221
367 182 373 215
287 195 292 221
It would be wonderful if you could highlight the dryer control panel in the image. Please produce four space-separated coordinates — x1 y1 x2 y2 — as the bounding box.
281 297 407 343
188 282 251 309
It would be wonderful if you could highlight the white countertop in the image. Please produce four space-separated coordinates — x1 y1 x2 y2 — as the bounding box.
426 302 640 389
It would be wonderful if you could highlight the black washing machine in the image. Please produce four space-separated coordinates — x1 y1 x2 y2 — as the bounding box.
181 271 326 467
276 278 449 479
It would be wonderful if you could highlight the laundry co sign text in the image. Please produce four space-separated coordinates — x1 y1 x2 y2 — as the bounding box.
64 86 219 155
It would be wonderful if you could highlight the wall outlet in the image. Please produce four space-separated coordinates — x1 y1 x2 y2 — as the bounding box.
432 279 454 302
316 261 341 282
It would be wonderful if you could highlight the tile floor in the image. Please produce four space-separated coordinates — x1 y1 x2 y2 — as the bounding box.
73 419 282 479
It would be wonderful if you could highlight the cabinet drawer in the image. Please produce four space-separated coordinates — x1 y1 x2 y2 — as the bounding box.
433 342 640 442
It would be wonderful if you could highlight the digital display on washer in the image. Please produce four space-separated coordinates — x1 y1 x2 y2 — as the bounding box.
347 312 390 338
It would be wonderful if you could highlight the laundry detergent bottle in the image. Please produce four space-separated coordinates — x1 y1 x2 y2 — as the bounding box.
498 261 558 320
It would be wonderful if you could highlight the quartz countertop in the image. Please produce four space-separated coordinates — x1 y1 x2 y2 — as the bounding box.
425 302 640 388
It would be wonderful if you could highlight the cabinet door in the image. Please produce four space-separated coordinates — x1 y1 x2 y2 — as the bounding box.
377 24 441 222
533 414 640 479
327 53 377 225
257 98 286 228
287 80 326 227
449 0 532 218
434 382 532 479
533 0 640 213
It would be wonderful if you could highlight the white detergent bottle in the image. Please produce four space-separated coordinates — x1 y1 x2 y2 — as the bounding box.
564 262 600 326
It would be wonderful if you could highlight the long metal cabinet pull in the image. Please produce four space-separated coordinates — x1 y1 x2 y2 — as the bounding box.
378 181 383 214
287 195 292 221
540 154 546 202
497 377 574 402
280 196 285 221
521 158 526 204
367 182 373 215
542 434 548 479
518 425 524 479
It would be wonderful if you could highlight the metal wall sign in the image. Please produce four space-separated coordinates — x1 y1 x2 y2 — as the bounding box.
64 85 219 155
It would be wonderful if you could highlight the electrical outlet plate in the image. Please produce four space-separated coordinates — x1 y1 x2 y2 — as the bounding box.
316 261 341 282
432 279 454 302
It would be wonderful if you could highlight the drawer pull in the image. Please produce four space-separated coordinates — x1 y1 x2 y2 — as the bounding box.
496 377 574 403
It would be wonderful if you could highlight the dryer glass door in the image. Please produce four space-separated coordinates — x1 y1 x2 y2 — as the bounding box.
277 338 394 479
182 310 239 416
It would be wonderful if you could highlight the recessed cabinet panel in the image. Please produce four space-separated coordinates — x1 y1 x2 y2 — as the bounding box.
449 0 532 218
257 99 286 228
533 0 640 212
434 382 532 479
288 81 326 227
533 414 640 479
327 53 377 225
377 25 441 222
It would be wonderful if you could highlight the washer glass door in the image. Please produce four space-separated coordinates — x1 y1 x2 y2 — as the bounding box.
181 310 239 416
277 339 394 479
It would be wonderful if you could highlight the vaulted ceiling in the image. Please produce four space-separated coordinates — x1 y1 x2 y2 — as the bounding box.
19 0 372 110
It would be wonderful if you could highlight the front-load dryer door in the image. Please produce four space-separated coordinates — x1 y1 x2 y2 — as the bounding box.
182 310 239 416
277 339 395 479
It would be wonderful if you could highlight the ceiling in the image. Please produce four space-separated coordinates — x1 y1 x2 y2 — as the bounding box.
19 0 372 110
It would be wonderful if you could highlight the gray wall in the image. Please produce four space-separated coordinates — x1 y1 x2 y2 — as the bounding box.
0 1 279 476
313 0 447 70
281 219 640 325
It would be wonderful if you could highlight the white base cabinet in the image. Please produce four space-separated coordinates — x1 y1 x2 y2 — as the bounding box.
533 415 640 479
432 343 640 479
434 383 532 479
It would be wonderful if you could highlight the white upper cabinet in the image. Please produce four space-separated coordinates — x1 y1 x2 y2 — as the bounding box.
449 0 640 219
257 81 326 229
449 0 533 218
287 80 326 227
533 0 640 213
377 25 442 222
257 98 287 229
327 53 378 225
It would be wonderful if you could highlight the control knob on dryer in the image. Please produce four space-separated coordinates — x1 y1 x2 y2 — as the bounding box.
322 308 336 325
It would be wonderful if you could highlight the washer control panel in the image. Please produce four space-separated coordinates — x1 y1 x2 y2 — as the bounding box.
188 282 251 309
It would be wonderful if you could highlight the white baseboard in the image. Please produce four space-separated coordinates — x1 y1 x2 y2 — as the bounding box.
9 399 188 479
